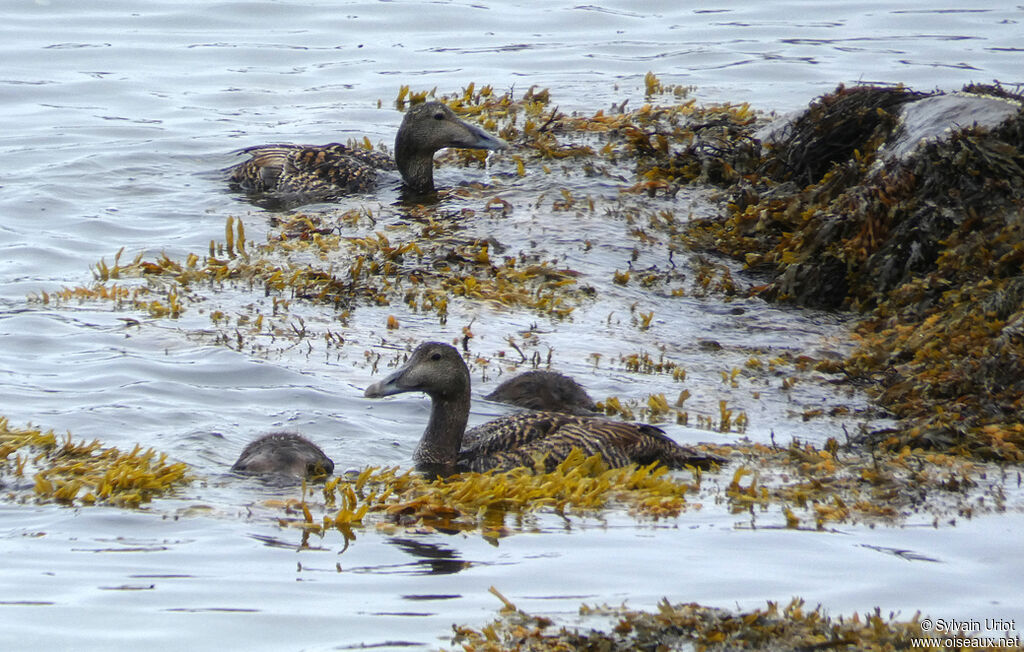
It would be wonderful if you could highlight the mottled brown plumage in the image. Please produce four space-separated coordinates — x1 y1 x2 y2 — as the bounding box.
457 411 714 473
364 342 723 477
226 101 506 201
485 370 598 415
229 144 394 196
231 432 334 478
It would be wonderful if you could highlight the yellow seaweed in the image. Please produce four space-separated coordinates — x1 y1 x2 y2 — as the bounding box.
1 417 190 508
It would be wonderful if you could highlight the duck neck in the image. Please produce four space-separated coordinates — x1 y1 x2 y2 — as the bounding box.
413 389 470 478
395 147 435 193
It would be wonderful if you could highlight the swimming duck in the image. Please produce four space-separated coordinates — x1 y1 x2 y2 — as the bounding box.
227 101 507 199
484 370 598 415
231 432 334 478
364 342 723 478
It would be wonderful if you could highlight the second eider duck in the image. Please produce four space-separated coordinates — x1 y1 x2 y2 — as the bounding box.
227 101 507 200
364 342 723 478
484 370 598 415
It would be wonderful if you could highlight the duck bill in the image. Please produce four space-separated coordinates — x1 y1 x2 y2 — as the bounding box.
453 120 508 151
364 366 414 398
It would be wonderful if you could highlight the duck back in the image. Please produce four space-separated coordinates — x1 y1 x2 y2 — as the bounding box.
228 144 395 198
457 412 718 473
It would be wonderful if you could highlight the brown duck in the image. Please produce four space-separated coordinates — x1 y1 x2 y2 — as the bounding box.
364 342 723 477
231 432 334 478
226 101 507 199
485 370 598 415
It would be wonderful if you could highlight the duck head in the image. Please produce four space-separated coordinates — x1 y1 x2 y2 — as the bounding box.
364 342 470 401
394 102 507 193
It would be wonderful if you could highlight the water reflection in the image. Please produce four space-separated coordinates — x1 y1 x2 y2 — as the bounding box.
333 640 426 650
247 532 331 553
858 543 942 564
386 537 471 576
248 529 473 576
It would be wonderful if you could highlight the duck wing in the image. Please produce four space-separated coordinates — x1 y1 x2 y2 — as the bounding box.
460 412 572 456
227 143 395 195
458 412 723 473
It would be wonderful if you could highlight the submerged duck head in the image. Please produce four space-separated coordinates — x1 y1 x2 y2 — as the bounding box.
364 341 469 402
395 102 507 193
231 432 334 479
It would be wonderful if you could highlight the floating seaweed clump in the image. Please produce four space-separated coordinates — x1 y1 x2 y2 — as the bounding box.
268 437 1015 552
449 590 962 652
403 76 762 193
32 209 591 328
715 438 1012 529
271 433 1010 544
0 416 190 508
270 449 703 543
679 83 1024 461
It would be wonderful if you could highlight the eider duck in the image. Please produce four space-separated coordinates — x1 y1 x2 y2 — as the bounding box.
231 432 334 478
364 342 722 478
484 370 598 415
227 101 507 200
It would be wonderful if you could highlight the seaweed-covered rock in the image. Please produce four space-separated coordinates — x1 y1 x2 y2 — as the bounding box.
686 83 1024 460
622 102 763 191
742 86 1022 310
760 84 925 185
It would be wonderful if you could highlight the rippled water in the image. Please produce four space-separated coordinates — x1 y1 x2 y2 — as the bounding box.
1 2 1022 650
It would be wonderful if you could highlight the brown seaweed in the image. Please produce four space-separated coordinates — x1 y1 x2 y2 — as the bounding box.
680 83 1024 461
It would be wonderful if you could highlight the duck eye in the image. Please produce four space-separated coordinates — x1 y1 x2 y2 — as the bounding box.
433 111 445 121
